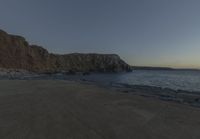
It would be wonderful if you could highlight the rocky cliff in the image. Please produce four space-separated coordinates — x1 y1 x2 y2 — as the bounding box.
0 29 131 73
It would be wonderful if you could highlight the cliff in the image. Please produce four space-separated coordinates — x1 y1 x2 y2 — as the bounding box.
0 29 131 73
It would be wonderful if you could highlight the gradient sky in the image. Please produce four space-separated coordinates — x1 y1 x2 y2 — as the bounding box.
0 0 200 68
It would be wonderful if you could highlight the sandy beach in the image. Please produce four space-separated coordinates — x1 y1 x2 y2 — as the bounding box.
0 80 200 139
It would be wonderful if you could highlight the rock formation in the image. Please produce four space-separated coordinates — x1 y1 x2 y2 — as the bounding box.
0 29 131 73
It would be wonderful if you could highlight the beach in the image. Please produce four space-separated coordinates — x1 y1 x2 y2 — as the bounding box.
0 80 200 139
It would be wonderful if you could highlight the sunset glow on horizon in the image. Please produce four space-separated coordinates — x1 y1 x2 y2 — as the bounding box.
1 0 200 68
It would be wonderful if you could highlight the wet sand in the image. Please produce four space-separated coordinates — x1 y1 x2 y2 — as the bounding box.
0 80 200 139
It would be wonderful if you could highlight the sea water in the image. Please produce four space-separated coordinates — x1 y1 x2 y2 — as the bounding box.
2 70 200 92
62 70 200 92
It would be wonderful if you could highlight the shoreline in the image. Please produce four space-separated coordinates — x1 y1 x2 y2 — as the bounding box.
111 83 200 108
1 70 200 108
72 79 200 108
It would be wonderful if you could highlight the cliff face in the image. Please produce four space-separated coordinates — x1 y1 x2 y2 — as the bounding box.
0 29 131 73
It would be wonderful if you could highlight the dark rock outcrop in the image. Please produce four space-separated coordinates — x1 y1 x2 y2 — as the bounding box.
0 29 131 73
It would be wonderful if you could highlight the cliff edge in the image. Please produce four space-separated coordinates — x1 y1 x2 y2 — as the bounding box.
0 29 131 73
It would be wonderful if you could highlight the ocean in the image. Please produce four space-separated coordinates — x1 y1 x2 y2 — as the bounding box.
72 70 200 92
2 70 200 92
35 70 200 92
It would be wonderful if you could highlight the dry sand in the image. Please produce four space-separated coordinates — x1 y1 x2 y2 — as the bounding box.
0 80 200 139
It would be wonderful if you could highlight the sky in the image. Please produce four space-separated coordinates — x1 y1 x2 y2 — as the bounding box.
0 0 200 68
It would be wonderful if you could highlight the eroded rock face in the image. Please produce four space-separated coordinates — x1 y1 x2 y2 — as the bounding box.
0 29 131 73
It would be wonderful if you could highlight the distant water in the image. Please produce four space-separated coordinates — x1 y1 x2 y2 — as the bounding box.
51 70 200 92
2 70 200 92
